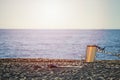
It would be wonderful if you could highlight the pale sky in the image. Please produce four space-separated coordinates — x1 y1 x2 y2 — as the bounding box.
0 0 120 29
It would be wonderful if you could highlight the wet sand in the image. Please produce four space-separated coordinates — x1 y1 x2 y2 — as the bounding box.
0 58 120 80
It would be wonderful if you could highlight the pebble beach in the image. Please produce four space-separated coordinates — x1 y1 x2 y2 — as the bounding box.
0 58 120 80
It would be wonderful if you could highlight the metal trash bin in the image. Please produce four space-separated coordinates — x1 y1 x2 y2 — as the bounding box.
85 45 97 62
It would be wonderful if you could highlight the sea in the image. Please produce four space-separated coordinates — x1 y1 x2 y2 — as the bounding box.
0 29 120 60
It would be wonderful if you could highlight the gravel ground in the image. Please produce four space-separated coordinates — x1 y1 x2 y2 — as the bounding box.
0 58 120 80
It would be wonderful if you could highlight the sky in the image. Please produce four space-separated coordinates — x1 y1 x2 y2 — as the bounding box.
0 0 120 29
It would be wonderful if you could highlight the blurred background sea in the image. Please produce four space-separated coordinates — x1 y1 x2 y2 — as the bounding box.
0 29 120 60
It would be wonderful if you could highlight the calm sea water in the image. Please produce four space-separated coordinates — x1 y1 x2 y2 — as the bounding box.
0 29 120 60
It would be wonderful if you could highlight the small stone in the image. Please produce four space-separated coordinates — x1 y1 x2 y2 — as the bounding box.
47 64 58 68
20 77 27 80
87 77 93 80
50 71 54 74
96 77 105 80
54 77 63 80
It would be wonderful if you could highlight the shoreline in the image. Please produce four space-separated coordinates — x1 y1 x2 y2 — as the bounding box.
0 58 119 63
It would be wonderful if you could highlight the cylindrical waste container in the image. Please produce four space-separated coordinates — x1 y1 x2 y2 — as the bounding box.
85 45 97 62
